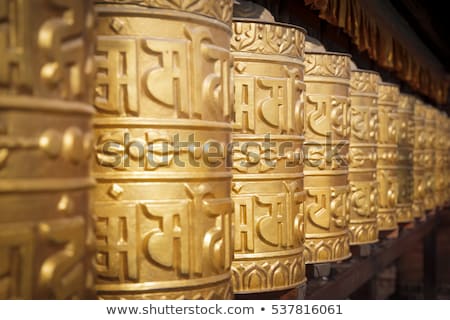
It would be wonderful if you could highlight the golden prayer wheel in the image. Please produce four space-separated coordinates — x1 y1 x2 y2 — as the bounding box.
412 99 426 219
423 104 436 211
396 94 415 223
0 0 95 298
434 110 447 208
376 83 399 231
230 19 307 293
447 114 450 206
348 69 379 245
303 51 351 263
93 0 234 299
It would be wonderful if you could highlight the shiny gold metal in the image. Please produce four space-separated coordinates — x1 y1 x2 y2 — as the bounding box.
377 83 399 231
423 104 436 211
348 69 379 245
303 51 351 263
93 1 234 299
434 109 447 208
230 19 307 293
396 94 415 223
447 114 450 206
412 99 426 219
0 0 95 299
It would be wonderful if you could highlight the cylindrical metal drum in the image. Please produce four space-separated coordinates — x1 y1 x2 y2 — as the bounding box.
412 99 426 219
93 1 234 299
230 19 307 293
396 94 415 223
348 69 379 245
0 1 95 298
447 114 450 206
377 83 399 231
434 110 447 208
303 51 351 263
423 104 436 211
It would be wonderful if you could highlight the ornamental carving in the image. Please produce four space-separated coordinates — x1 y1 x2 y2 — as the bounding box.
94 2 233 299
230 19 307 294
378 83 400 104
305 53 351 78
230 20 305 58
303 50 351 263
0 0 95 299
231 20 306 294
97 0 233 25
350 70 379 94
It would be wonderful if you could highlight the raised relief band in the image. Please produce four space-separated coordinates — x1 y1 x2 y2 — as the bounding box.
230 19 307 293
93 1 234 299
303 51 351 263
348 69 379 245
377 83 399 231
396 94 415 223
0 0 95 299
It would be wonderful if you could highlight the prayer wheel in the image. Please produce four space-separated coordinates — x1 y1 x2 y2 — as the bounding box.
447 114 450 206
396 94 414 223
423 104 436 211
0 0 95 298
303 51 351 263
230 18 307 293
348 69 379 245
93 0 234 299
376 83 399 232
434 110 447 208
412 99 426 219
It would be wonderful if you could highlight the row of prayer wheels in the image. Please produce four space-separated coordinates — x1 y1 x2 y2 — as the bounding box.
0 0 449 299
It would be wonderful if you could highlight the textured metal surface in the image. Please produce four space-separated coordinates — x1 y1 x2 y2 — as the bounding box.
303 51 351 263
93 1 234 299
447 114 450 207
396 94 415 223
230 19 307 293
434 109 446 207
0 0 96 299
377 83 399 232
413 99 426 219
423 104 436 211
348 69 379 245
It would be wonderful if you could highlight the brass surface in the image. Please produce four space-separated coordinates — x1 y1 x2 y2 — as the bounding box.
412 99 426 219
303 51 351 263
230 19 307 293
348 69 379 245
97 0 233 25
0 0 95 298
423 104 436 211
434 109 447 208
396 94 414 223
447 114 450 206
377 83 399 231
93 1 234 299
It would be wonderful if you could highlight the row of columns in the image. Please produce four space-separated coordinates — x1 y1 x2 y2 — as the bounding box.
0 0 448 299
